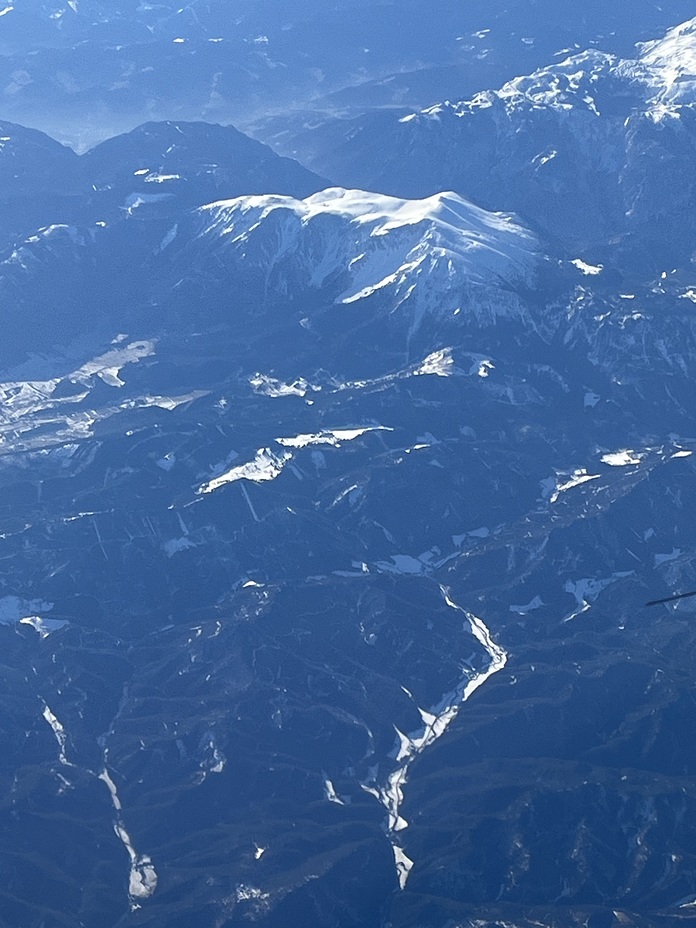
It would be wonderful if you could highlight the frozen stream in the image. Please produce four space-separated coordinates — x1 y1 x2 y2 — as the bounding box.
365 585 507 889
40 698 158 908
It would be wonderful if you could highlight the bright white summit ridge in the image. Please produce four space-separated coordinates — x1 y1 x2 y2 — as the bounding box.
409 16 696 125
639 17 696 95
194 187 538 332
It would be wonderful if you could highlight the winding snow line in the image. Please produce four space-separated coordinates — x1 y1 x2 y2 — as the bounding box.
42 703 71 766
440 587 508 683
40 696 157 907
377 586 507 889
100 768 158 905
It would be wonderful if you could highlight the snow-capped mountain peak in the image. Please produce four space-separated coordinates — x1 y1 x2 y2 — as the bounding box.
412 50 638 126
485 50 619 115
455 18 696 118
269 16 696 256
638 17 696 109
193 188 538 334
639 17 696 82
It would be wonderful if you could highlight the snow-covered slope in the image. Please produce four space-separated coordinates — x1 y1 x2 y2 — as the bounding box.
6 77 696 928
445 49 639 118
0 183 539 375
266 18 696 263
3 0 695 150
180 187 538 336
434 18 696 121
639 16 696 110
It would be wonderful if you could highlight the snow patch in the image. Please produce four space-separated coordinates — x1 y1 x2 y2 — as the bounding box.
249 372 318 397
235 885 269 904
158 224 178 251
393 846 414 889
562 572 633 622
124 192 172 212
145 173 180 184
101 768 158 903
199 448 292 493
156 454 176 471
372 587 507 892
655 548 682 567
323 778 347 805
571 259 603 275
412 348 453 377
601 450 644 466
549 469 601 503
71 340 155 388
276 426 390 448
0 596 54 626
42 703 70 765
19 616 68 637
163 537 196 557
375 555 425 575
510 596 544 615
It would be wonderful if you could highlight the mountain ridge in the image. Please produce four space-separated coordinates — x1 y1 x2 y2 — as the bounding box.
3 11 696 928
252 16 696 267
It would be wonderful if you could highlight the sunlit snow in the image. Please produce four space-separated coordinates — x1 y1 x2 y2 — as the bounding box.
549 469 601 502
198 187 538 333
0 596 55 625
200 428 390 493
19 615 68 637
571 258 603 275
276 426 391 448
100 768 158 902
370 587 507 891
412 348 454 377
601 450 644 466
42 703 70 766
199 448 292 493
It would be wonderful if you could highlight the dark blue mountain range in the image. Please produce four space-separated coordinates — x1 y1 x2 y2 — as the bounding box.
2 9 696 928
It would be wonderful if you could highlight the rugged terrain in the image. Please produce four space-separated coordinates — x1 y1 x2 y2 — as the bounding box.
0 0 695 148
2 9 696 928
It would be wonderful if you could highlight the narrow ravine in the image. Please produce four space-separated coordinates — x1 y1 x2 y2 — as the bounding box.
41 696 158 909
100 768 159 906
366 585 508 888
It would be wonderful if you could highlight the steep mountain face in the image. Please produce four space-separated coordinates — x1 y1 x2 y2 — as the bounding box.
3 96 696 928
0 178 533 371
256 19 696 267
167 188 539 348
83 121 327 210
0 119 82 246
0 118 326 252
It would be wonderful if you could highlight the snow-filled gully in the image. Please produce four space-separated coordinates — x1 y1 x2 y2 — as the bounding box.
364 586 507 889
40 700 158 908
39 586 505 902
99 769 158 904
